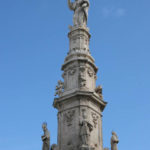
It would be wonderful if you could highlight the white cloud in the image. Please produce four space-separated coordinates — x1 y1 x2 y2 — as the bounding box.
102 7 126 18
115 8 126 17
102 7 114 17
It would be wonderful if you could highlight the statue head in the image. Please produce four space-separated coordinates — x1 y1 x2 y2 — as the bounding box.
112 131 116 136
42 122 47 131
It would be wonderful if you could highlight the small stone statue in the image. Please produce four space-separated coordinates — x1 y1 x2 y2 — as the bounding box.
55 80 64 97
95 86 103 100
41 122 50 150
111 132 119 150
80 118 93 146
68 0 89 27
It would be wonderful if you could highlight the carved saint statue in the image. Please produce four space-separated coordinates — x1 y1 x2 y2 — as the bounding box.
111 132 119 150
55 80 64 97
68 0 89 27
41 122 50 150
80 118 93 146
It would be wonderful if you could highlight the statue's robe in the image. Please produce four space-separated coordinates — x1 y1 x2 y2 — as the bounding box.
69 0 89 26
80 121 90 145
42 130 50 150
111 135 119 150
81 0 89 23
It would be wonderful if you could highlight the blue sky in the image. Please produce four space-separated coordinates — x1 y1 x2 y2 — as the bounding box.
0 0 150 150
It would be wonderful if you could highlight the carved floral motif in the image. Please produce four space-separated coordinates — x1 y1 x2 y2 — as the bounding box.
69 68 76 75
91 112 99 128
64 110 75 126
87 68 94 77
55 80 64 97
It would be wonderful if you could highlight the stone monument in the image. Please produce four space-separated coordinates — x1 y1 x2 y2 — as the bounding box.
50 1 119 150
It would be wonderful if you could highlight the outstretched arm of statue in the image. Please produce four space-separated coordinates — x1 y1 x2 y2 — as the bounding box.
68 0 75 10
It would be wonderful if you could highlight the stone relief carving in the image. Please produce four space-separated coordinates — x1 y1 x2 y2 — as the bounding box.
79 109 93 146
55 80 64 97
111 132 119 150
80 119 93 146
41 122 50 150
79 66 86 88
69 68 76 75
68 0 89 27
87 68 94 77
95 86 103 100
91 112 99 128
64 110 75 126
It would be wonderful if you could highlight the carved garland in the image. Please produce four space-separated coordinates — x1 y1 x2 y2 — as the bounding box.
64 110 75 126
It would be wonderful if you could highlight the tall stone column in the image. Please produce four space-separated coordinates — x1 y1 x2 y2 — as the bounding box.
53 25 107 150
53 1 107 150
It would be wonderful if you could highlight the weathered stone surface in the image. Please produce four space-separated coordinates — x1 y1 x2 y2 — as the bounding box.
55 80 64 97
53 2 108 150
104 148 109 150
41 122 50 150
80 145 95 150
111 132 119 150
53 90 107 150
68 0 89 27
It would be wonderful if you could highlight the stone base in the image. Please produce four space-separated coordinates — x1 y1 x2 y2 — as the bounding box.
80 145 95 150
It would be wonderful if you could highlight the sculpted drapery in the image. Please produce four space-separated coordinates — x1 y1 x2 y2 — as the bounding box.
111 132 119 150
80 119 93 146
68 0 89 27
41 123 50 150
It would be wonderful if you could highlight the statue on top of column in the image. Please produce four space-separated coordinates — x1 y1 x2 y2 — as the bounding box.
68 0 89 27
